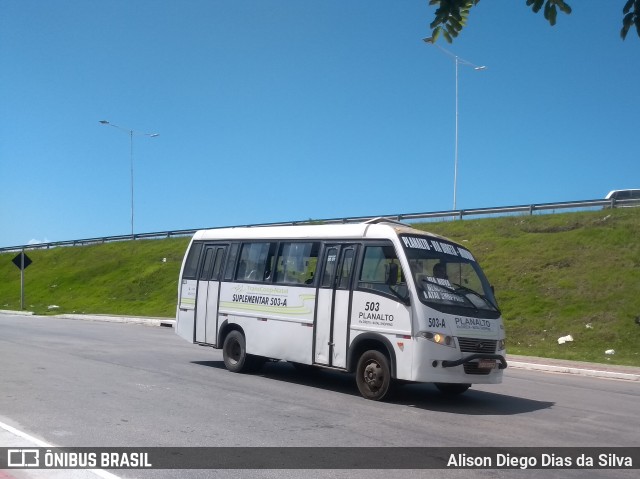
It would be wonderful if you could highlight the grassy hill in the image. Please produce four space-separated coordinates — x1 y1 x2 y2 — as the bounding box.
1 208 639 366
0 237 190 318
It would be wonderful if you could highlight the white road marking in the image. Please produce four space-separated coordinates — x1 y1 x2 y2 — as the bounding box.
0 420 121 479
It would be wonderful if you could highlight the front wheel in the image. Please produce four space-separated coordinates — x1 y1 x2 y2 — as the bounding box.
435 383 471 395
356 350 393 401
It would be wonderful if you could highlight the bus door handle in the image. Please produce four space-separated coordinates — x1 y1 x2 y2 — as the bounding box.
328 342 334 346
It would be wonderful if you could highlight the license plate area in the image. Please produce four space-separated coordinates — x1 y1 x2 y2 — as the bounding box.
477 359 497 369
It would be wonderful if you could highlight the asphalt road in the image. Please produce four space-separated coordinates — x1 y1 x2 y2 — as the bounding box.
1 314 638 479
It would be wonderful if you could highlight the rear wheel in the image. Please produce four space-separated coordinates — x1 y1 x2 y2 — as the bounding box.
222 330 256 373
356 350 393 401
435 383 471 395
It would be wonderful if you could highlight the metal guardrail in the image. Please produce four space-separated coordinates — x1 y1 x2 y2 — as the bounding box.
1 197 637 253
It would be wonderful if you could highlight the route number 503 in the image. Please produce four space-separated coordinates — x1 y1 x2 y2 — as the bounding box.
364 301 380 312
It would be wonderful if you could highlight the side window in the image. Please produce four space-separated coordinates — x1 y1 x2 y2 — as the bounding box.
321 248 338 288
236 242 276 282
199 248 216 280
358 245 407 298
182 243 203 279
337 248 355 290
223 243 239 281
274 242 320 285
211 248 225 281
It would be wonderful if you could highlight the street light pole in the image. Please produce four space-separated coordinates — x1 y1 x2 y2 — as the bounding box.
99 120 159 237
423 39 486 211
454 56 460 212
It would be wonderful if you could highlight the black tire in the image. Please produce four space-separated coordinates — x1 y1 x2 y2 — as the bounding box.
435 383 471 395
222 330 250 373
356 350 393 401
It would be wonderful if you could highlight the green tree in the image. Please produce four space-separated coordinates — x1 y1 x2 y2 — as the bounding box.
427 0 640 43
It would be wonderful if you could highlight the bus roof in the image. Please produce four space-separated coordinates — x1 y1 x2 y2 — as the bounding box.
605 189 640 199
191 220 450 243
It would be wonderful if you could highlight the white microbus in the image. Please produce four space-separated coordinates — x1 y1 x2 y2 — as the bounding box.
176 219 506 400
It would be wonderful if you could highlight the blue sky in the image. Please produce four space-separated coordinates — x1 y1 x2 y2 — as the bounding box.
1 1 638 248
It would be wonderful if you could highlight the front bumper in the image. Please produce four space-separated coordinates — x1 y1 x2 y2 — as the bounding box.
441 353 508 370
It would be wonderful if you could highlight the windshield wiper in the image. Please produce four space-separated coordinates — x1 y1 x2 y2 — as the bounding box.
420 279 478 312
451 283 500 312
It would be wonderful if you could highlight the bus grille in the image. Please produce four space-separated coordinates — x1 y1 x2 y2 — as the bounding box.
457 337 497 376
457 337 497 354
463 363 492 375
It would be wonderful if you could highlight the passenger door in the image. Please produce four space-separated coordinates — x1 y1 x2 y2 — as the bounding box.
194 245 227 345
314 244 357 368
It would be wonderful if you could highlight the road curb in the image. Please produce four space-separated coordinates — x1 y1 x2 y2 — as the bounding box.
507 360 640 382
55 313 176 328
0 309 33 316
0 310 175 327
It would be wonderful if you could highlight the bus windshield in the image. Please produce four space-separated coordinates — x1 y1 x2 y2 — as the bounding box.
400 234 500 319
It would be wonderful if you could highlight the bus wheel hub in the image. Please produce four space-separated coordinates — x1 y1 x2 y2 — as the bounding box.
364 363 382 388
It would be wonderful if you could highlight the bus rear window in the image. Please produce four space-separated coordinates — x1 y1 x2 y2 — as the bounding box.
182 242 203 279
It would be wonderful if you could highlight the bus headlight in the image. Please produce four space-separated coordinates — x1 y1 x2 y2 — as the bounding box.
418 331 455 348
497 338 506 351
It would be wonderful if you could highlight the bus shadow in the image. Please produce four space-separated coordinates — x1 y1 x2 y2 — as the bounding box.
192 360 228 370
191 360 553 415
391 383 555 415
